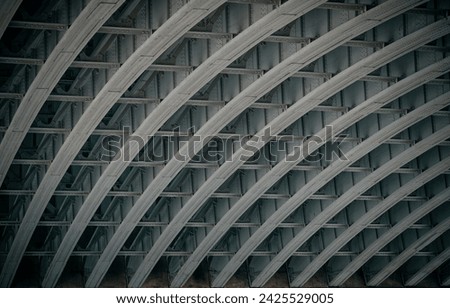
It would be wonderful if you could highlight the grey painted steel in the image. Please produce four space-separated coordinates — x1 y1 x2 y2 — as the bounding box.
1 0 225 288
0 0 22 39
252 94 450 287
0 0 126 188
121 0 428 288
217 107 450 287
4 250 413 257
290 155 450 287
367 215 450 286
2 190 394 200
0 0 127 287
0 1 447 289
1 220 416 229
43 0 326 288
8 159 436 174
173 23 450 287
405 246 450 286
330 188 450 286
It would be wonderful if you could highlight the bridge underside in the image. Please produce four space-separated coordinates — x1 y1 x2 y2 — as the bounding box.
0 0 449 287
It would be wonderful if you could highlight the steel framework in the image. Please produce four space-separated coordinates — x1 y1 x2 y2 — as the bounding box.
0 0 449 287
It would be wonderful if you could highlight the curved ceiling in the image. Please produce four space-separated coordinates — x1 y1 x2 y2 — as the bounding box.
0 0 449 287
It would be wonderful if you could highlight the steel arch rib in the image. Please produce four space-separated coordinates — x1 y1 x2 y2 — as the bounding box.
329 188 450 286
0 0 126 188
42 0 327 288
0 0 22 39
0 0 225 288
0 0 127 287
289 154 450 287
172 23 450 287
100 0 427 288
251 94 450 287
404 246 450 286
367 215 450 286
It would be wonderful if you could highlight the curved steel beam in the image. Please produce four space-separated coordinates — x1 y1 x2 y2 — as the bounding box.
367 215 450 286
113 0 428 288
251 93 450 287
404 246 450 286
43 0 327 288
290 154 450 287
0 0 126 188
171 22 450 287
0 0 225 288
329 187 450 286
0 0 127 287
0 0 22 39
175 35 450 287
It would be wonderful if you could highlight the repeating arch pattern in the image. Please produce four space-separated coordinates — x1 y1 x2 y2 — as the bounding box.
366 214 450 286
0 0 225 287
404 246 450 286
290 155 450 287
96 0 430 288
251 94 450 287
174 39 450 287
252 127 450 287
45 0 327 288
0 0 126 188
329 187 450 286
86 0 429 287
0 0 449 287
0 0 127 286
